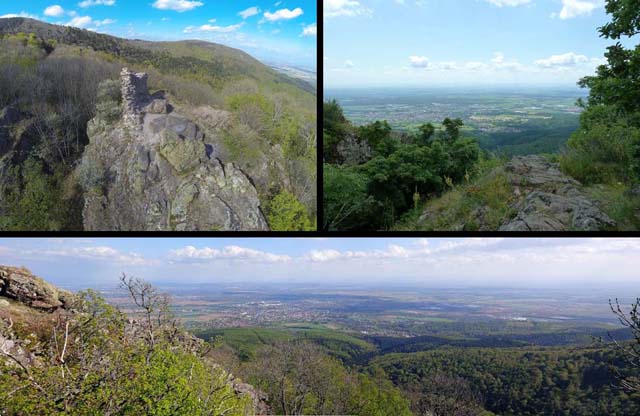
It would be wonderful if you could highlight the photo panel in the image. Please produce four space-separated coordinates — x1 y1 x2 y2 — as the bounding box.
0 1 318 232
0 237 639 414
322 0 638 232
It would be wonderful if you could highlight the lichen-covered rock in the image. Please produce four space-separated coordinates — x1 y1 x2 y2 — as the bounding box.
337 133 372 165
0 265 77 311
80 68 269 231
499 155 615 231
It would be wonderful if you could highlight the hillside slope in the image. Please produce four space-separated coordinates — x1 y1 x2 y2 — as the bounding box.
398 155 619 231
0 264 268 414
0 18 316 231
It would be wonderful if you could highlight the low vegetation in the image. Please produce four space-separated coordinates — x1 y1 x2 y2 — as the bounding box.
0 276 251 415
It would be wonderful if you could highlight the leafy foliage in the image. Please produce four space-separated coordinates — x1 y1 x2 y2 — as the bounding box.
376 346 640 416
265 190 314 231
0 283 251 415
561 0 640 186
240 340 412 416
323 100 480 230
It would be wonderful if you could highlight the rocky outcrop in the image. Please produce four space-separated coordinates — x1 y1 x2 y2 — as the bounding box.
0 265 77 311
233 380 271 415
337 133 372 165
80 69 269 231
499 155 615 231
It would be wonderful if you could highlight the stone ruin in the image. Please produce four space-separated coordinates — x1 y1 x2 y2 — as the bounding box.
120 67 169 129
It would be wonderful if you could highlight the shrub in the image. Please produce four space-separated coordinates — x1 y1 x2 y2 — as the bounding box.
95 79 121 123
560 121 640 184
266 190 314 231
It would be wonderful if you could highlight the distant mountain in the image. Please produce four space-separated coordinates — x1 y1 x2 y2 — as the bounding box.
0 17 316 95
270 63 317 89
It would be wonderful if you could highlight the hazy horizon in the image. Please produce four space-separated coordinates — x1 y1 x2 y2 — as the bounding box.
324 0 634 88
2 238 640 293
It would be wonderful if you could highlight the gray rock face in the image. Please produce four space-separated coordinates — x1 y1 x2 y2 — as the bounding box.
499 155 615 231
81 69 269 231
0 265 77 311
337 133 372 165
233 381 271 415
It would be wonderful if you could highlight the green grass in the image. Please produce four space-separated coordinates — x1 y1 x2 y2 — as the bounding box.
395 157 516 231
584 182 640 231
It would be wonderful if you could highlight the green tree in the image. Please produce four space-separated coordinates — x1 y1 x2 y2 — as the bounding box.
358 120 397 157
323 164 378 231
266 190 314 231
442 118 465 142
561 0 640 183
417 122 435 146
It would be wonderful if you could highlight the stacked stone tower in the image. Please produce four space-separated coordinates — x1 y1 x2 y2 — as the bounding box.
120 67 151 129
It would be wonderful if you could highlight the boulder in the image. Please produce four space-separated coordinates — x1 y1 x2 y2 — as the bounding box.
144 98 169 114
0 265 77 311
233 381 271 415
499 156 615 231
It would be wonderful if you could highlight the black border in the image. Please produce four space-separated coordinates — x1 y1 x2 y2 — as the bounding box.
1 1 639 238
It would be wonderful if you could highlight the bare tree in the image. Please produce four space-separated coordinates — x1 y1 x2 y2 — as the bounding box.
119 273 177 353
609 297 640 393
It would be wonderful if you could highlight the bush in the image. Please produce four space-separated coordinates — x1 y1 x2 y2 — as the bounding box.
323 164 378 231
266 190 314 231
560 113 640 184
77 155 106 192
0 158 62 231
0 283 252 415
95 79 121 123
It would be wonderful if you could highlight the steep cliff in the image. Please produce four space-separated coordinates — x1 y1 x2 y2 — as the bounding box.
80 68 269 231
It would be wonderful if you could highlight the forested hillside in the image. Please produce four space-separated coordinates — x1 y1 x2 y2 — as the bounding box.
0 18 316 231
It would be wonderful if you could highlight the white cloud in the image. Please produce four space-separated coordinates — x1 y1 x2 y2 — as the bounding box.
66 15 93 27
485 0 531 6
152 0 203 12
95 18 116 26
409 55 430 68
324 0 371 18
263 7 303 22
302 238 507 263
183 22 244 33
239 6 260 19
535 52 589 68
169 245 292 263
464 61 490 71
78 0 115 7
344 59 355 68
0 11 39 19
491 52 505 64
301 23 316 37
21 246 150 266
44 5 65 17
556 0 603 20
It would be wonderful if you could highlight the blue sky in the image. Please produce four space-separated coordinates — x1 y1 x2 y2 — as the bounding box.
0 0 317 69
324 0 635 87
1 238 639 290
